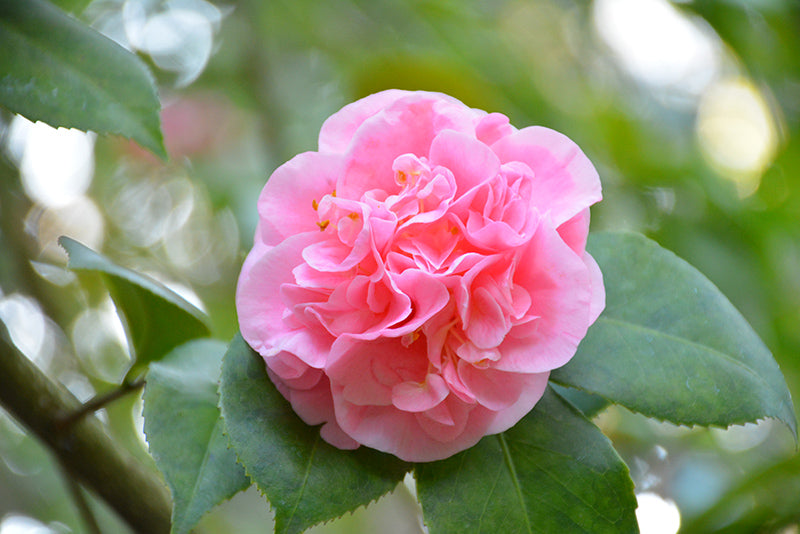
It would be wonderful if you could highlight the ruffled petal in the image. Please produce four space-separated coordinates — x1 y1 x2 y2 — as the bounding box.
237 232 334 368
429 129 501 197
318 89 410 153
337 93 479 199
391 374 450 412
491 126 601 227
494 221 593 373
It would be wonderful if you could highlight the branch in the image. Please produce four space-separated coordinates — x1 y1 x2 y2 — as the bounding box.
58 378 145 429
0 330 172 534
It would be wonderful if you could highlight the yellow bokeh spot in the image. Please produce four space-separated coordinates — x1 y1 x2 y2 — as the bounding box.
696 77 781 197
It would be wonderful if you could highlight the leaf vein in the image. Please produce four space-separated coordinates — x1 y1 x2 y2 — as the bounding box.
283 434 319 533
180 416 223 528
497 433 533 534
599 316 772 386
476 458 503 533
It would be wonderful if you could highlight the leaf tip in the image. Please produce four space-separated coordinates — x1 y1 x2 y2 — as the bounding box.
141 132 169 162
58 235 80 265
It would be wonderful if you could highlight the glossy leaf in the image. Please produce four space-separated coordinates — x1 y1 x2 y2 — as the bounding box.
60 236 210 379
143 339 250 534
549 384 610 418
218 334 410 534
552 232 797 436
0 0 165 158
416 387 638 534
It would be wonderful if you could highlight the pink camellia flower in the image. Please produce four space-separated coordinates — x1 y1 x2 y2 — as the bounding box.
237 90 604 462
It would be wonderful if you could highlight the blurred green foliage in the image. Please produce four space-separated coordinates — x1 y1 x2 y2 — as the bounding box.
1 0 800 532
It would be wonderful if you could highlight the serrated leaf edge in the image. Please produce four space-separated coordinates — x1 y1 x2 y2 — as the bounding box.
218 415 408 533
217 385 408 534
549 380 785 433
0 1 166 157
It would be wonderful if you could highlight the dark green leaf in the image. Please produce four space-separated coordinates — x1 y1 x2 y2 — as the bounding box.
60 236 210 379
143 339 250 534
552 232 797 436
218 334 410 534
416 387 638 534
550 383 610 419
0 0 165 158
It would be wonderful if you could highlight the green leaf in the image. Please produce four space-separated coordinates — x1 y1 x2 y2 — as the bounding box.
60 236 211 379
415 387 638 534
218 334 410 534
552 232 797 436
143 339 250 534
550 383 610 419
48 0 92 14
0 0 165 158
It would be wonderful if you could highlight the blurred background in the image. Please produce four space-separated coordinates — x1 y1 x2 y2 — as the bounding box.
1 0 799 532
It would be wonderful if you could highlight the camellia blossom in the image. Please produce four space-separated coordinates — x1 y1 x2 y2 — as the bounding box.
237 90 604 462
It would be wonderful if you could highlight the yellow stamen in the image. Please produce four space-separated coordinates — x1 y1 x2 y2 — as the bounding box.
312 199 319 210
401 329 421 347
317 220 330 231
347 212 360 220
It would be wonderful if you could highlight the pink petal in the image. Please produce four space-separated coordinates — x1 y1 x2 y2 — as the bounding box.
385 269 450 336
337 94 478 199
464 286 508 349
341 372 393 407
257 152 342 246
311 279 413 340
584 250 606 323
463 212 530 250
557 208 590 255
301 234 370 272
455 342 500 364
494 222 593 373
237 232 334 368
267 351 323 391
327 337 428 406
457 362 525 411
483 373 550 434
422 401 455 425
428 130 501 197
413 397 471 442
491 126 601 227
391 374 450 412
268 368 332 427
331 398 427 460
320 422 360 450
318 90 411 153
475 112 515 145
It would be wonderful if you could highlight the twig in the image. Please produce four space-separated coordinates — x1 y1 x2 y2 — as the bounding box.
0 329 172 534
58 378 146 430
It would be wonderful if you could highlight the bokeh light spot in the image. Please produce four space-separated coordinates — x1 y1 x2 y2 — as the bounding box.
697 77 780 197
593 0 721 97
636 492 681 534
5 117 95 208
